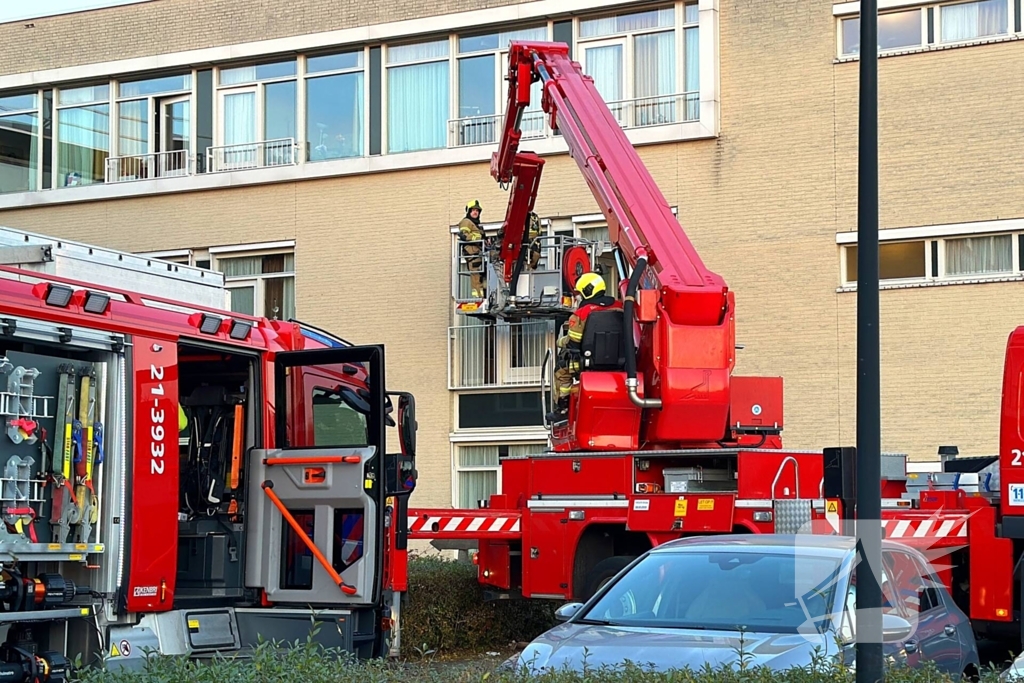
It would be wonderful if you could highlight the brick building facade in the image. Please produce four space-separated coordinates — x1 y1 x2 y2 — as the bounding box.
0 0 1019 511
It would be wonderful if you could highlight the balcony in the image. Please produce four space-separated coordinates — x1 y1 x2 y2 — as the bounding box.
448 110 547 147
449 320 555 390
205 138 300 173
604 92 700 128
105 149 192 184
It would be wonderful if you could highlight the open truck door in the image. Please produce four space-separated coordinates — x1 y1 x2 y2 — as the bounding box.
245 345 387 637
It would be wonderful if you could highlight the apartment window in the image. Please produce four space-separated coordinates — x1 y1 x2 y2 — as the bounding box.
458 391 546 428
306 50 365 161
214 60 297 170
578 4 699 126
944 234 1012 276
386 39 449 153
841 8 924 55
453 26 546 146
0 93 40 194
844 241 927 283
939 0 1008 42
455 443 545 508
56 84 110 187
214 250 295 320
112 73 192 181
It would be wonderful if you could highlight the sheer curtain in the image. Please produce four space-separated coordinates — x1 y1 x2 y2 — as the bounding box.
458 445 499 507
634 31 675 125
685 27 700 120
945 235 1012 275
585 45 623 121
941 0 1007 41
222 92 256 168
58 105 109 186
388 60 449 152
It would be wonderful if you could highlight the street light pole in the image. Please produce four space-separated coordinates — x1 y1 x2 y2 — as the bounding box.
855 0 883 681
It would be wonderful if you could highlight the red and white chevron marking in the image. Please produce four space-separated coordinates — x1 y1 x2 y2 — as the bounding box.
408 515 521 535
881 517 967 539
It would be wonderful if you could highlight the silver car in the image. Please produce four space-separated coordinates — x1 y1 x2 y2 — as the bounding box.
511 535 980 678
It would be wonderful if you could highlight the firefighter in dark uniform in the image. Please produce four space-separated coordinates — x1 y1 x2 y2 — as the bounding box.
458 200 485 297
526 211 542 270
549 272 622 420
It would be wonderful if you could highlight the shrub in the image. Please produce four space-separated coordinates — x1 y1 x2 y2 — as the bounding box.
401 553 559 654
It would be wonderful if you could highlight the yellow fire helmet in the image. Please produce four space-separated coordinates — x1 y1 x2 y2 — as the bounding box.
575 272 606 299
466 200 482 213
178 404 188 432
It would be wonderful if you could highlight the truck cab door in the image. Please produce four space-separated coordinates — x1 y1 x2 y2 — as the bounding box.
245 345 386 607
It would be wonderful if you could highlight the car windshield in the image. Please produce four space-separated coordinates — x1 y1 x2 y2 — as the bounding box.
578 548 845 634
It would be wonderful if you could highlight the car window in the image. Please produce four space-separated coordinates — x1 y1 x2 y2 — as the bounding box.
840 563 897 641
580 549 844 634
886 549 942 615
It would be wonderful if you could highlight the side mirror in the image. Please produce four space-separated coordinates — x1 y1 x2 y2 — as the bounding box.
882 614 913 643
554 602 584 622
398 393 417 460
385 391 417 497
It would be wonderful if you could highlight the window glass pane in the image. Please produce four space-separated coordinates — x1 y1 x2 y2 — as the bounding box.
0 93 37 114
634 31 676 119
458 26 547 53
307 51 363 74
684 2 699 24
307 72 364 160
118 100 148 157
57 104 109 186
459 445 499 468
458 55 496 118
387 60 449 152
229 286 255 315
0 113 39 193
58 84 109 106
684 26 699 119
584 44 623 104
945 234 1012 275
258 61 297 80
264 275 294 319
333 509 364 572
280 509 315 590
842 10 922 54
459 470 497 508
264 80 297 141
458 391 544 428
119 73 191 98
581 7 675 38
387 40 449 64
845 241 926 282
220 255 263 276
223 92 256 148
220 61 297 86
941 0 1007 41
312 386 369 446
220 66 257 86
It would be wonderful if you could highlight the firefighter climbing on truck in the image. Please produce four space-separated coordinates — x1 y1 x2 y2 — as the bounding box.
549 271 621 422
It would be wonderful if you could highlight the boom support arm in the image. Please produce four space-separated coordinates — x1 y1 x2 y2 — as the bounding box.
491 42 737 446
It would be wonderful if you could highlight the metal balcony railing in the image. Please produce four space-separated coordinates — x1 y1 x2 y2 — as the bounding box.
604 91 700 128
105 149 192 183
449 320 555 389
205 138 300 173
448 110 547 147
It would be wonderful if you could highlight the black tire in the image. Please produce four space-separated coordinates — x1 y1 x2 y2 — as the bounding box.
582 555 635 601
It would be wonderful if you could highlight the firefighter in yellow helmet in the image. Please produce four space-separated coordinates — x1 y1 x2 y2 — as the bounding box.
549 272 622 421
526 211 542 270
458 200 486 298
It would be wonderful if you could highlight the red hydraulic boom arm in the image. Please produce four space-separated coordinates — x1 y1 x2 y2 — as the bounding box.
491 42 737 447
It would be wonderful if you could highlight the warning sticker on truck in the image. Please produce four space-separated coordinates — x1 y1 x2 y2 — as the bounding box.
132 586 158 598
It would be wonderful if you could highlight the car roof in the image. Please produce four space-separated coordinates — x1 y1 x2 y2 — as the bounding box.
648 533 916 557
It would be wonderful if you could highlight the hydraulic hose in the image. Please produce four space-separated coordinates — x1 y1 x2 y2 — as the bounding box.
623 255 662 409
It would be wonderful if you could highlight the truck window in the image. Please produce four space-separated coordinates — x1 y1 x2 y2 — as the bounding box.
311 386 368 447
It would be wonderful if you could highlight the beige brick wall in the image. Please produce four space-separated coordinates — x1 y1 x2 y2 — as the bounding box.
0 0 521 77
2 0 1022 514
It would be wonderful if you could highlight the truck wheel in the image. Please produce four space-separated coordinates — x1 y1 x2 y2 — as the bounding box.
582 556 634 600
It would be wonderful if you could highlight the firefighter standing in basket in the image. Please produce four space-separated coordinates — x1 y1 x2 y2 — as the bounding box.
458 200 486 298
549 272 621 421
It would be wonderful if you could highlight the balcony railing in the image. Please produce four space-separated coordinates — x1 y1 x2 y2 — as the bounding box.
105 149 192 183
604 91 700 128
448 110 547 148
449 320 555 389
206 138 300 173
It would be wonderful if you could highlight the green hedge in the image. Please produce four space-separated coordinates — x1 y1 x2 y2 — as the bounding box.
401 553 558 654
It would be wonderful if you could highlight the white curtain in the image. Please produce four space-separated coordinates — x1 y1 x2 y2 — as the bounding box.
685 27 700 120
941 0 1007 41
945 235 1012 275
388 60 449 152
585 44 624 121
118 100 148 157
222 92 256 168
58 104 109 186
634 31 675 125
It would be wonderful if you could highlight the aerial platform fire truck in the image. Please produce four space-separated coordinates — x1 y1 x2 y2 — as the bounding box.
411 40 1024 649
0 227 417 680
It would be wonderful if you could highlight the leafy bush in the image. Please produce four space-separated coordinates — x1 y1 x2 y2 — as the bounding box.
401 553 559 654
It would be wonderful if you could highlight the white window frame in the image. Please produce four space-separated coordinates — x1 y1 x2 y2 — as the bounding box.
935 0 1012 44
0 91 43 194
383 37 452 155
303 49 369 161
214 59 300 167
836 219 1024 290
53 83 113 189
450 437 548 508
209 241 297 319
111 73 195 180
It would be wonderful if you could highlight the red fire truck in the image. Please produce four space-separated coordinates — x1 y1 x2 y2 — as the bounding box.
410 40 1023 649
0 227 417 680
